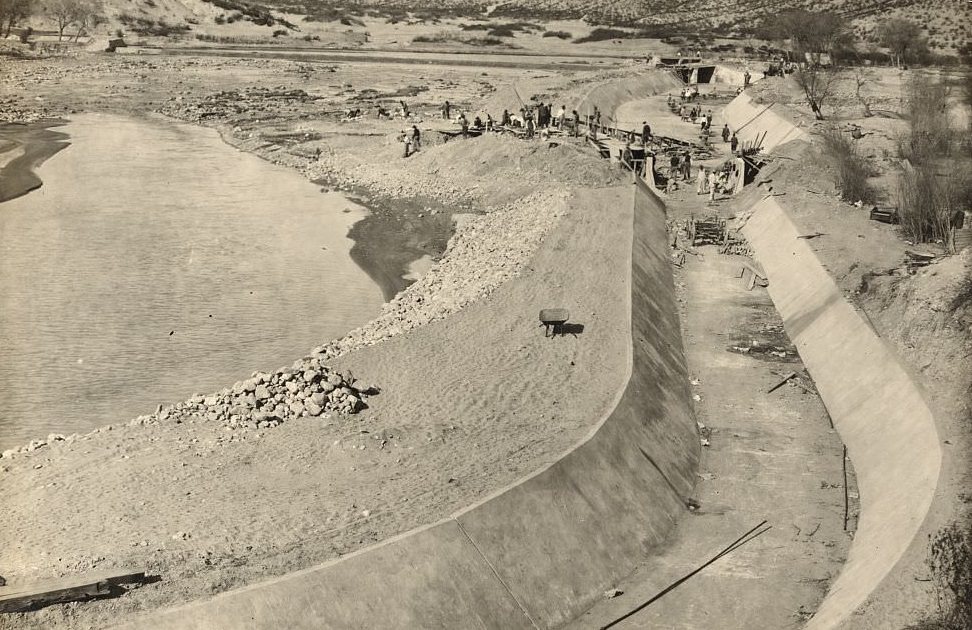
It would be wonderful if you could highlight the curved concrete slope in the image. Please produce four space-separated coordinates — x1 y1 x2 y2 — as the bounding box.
742 196 942 630
574 73 683 118
724 92 809 153
116 183 699 629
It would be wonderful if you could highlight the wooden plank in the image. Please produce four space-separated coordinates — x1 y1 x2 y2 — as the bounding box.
0 570 146 613
767 371 797 394
739 261 767 280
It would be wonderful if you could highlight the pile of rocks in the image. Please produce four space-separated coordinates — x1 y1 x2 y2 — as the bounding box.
160 86 322 124
1 433 69 459
1 359 371 459
138 358 371 432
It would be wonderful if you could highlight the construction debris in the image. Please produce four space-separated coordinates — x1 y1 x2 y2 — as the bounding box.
689 214 726 246
869 206 899 224
736 262 769 290
767 371 797 394
904 250 937 269
0 570 150 613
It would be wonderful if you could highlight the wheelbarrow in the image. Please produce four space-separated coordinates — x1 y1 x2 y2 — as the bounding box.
539 308 569 337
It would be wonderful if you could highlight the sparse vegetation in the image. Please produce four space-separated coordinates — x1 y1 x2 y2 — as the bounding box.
901 74 952 165
0 0 33 38
758 9 853 63
877 18 928 67
820 128 877 205
485 22 540 38
910 522 972 629
198 0 295 29
45 0 104 41
794 65 838 120
573 25 678 44
542 30 572 40
897 166 969 245
852 67 875 117
412 32 507 47
118 14 190 37
895 73 972 247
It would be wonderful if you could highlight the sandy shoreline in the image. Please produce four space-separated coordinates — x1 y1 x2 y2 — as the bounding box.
0 121 71 203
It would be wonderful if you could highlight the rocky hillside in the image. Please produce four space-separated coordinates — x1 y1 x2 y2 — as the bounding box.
25 0 965 54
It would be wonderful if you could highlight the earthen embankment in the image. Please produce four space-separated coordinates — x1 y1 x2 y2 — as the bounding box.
113 181 699 630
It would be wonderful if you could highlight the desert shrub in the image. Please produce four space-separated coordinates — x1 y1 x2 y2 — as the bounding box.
413 32 506 47
199 0 294 29
542 30 571 39
118 15 191 36
272 29 287 37
902 74 952 163
820 128 877 205
922 522 972 629
898 165 971 244
574 28 630 43
574 25 679 44
487 26 514 38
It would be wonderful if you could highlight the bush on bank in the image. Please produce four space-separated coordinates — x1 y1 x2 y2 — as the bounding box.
820 128 877 205
910 521 972 630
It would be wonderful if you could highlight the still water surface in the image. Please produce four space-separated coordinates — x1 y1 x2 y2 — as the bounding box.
0 114 383 449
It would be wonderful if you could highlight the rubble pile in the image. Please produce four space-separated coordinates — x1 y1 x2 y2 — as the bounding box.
160 87 322 123
149 359 370 429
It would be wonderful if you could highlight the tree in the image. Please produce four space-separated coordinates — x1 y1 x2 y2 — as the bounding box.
0 0 33 38
762 10 854 64
794 65 838 120
877 18 927 66
45 0 76 40
852 67 875 117
70 0 102 41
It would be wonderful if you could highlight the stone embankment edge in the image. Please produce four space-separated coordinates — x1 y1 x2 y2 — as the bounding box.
725 90 942 628
112 182 700 630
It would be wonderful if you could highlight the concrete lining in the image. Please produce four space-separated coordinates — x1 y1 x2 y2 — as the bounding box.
742 196 942 630
723 91 809 153
574 73 683 118
115 183 699 629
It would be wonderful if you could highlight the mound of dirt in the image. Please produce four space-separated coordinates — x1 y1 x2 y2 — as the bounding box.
310 130 626 208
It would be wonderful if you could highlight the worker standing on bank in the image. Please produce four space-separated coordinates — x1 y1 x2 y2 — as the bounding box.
411 125 421 151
